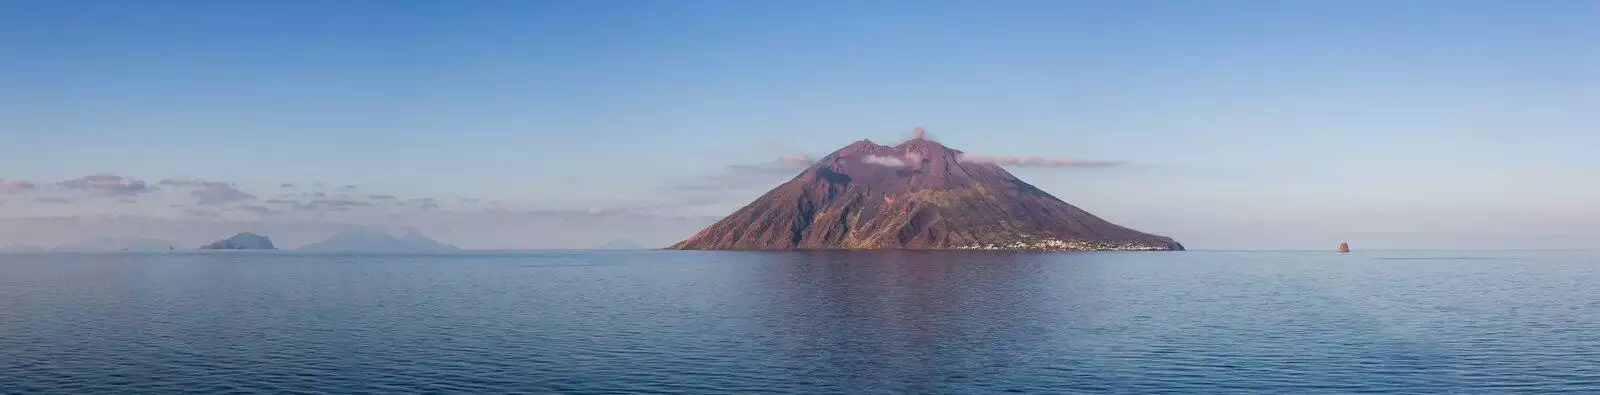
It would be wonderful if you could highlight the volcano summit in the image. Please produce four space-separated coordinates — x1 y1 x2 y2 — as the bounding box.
670 133 1182 251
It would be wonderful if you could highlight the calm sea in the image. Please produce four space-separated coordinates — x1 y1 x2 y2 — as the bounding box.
1 250 1597 393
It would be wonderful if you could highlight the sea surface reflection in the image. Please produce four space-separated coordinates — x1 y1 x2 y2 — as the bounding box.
2 250 1597 393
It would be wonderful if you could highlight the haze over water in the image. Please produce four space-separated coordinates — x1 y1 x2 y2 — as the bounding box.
3 251 1597 393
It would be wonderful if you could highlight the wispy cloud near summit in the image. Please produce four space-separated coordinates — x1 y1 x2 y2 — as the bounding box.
862 155 908 168
669 154 814 192
957 153 1124 168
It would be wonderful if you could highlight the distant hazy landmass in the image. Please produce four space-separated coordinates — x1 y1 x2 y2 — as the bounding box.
51 237 185 252
0 245 48 253
298 229 459 253
200 232 276 250
595 238 648 250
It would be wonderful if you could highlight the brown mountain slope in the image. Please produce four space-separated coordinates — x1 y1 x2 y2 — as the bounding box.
669 137 1183 251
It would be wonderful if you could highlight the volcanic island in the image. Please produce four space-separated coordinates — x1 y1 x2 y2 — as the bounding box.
669 131 1182 251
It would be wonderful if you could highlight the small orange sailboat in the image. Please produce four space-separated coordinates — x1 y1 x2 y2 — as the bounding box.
1338 242 1350 253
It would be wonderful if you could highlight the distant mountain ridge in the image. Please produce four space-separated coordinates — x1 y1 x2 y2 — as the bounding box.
298 229 459 253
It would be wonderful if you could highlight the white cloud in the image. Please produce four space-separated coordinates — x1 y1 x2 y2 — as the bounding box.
862 155 907 168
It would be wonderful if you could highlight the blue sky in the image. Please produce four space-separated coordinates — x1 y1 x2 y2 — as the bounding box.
1 1 1597 249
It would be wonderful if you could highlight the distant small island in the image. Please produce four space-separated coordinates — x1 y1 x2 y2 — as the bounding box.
200 232 276 250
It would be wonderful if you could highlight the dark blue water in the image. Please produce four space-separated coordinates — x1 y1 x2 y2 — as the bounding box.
2 251 1598 393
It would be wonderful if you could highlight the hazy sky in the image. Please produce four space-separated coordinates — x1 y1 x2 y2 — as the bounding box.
2 0 1597 249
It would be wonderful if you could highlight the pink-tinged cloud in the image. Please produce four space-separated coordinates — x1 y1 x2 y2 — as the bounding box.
911 127 927 139
0 178 36 193
777 153 813 166
60 174 156 197
956 153 1124 167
